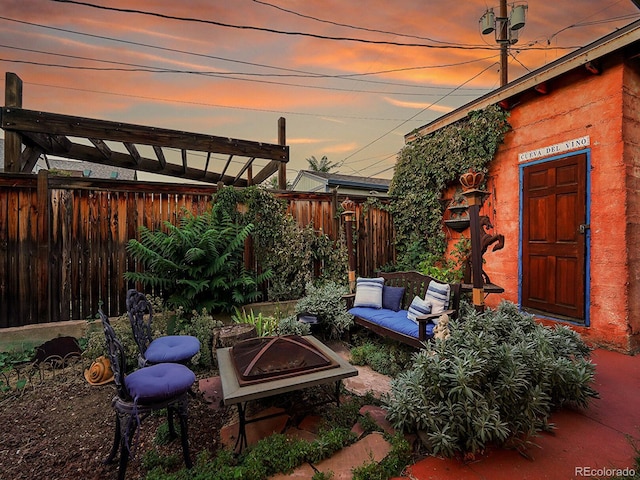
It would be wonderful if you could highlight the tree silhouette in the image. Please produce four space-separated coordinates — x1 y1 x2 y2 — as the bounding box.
306 155 342 173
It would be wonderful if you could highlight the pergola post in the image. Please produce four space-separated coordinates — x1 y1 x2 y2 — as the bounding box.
278 117 287 190
4 72 23 172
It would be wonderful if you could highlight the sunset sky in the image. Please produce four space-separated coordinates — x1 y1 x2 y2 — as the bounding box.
1 0 639 182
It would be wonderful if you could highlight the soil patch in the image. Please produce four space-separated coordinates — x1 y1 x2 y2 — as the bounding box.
0 364 225 480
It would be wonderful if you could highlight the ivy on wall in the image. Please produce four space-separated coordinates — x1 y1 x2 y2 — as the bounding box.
389 105 511 269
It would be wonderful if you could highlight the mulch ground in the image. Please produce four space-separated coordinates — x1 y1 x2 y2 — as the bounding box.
0 361 226 480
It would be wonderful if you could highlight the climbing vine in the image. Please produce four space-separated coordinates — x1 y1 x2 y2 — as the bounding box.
389 105 510 268
215 186 347 301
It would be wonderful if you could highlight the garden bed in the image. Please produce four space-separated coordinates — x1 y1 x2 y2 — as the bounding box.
0 370 223 480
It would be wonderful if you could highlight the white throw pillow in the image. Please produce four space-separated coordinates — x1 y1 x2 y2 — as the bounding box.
353 277 384 309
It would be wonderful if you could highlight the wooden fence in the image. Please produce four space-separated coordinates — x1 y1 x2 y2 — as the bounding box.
0 172 395 328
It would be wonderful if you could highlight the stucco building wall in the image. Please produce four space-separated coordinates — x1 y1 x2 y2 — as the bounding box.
447 57 640 352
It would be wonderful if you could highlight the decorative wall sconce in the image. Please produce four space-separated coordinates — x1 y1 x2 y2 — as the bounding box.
444 194 470 232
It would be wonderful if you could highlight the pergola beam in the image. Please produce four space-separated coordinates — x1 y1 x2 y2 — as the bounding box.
1 106 289 186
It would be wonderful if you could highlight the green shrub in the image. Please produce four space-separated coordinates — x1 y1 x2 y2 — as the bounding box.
295 281 352 339
391 105 510 268
276 315 312 336
385 301 598 458
349 338 414 377
214 186 348 302
351 433 412 480
83 314 139 370
174 307 223 368
125 202 272 314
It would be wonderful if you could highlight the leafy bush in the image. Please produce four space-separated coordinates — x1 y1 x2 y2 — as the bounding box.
295 281 352 339
125 202 272 314
83 314 139 371
352 433 412 480
275 315 312 336
385 301 598 458
215 187 348 301
174 307 223 368
349 339 414 377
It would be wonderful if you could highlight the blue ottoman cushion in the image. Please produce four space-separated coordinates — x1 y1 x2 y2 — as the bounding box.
145 335 200 364
125 363 196 402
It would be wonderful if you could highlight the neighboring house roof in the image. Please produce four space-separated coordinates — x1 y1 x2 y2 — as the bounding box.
1 139 133 179
407 18 640 141
291 170 391 193
33 156 136 180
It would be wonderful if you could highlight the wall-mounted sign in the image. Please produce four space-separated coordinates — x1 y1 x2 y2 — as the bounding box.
518 135 590 162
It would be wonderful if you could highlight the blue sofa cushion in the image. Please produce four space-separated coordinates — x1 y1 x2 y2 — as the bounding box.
125 362 196 403
354 277 385 309
145 335 201 364
349 307 435 339
382 286 405 312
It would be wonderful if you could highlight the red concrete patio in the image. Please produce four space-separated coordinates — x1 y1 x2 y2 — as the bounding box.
201 347 640 479
399 348 640 480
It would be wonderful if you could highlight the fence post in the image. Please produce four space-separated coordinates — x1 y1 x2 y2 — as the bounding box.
36 169 51 322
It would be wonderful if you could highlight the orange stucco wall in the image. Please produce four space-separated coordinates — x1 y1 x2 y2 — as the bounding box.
445 57 640 353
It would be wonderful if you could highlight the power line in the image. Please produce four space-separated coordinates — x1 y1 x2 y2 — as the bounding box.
18 80 430 123
251 0 471 46
342 61 500 171
50 0 570 52
0 16 494 92
0 44 486 97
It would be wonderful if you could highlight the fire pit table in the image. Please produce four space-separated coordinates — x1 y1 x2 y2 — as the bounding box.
217 335 358 452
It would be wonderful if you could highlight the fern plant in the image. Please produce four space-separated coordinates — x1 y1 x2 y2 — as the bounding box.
125 203 272 313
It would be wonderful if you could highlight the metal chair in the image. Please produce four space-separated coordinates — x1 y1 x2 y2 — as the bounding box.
126 289 200 367
98 309 195 480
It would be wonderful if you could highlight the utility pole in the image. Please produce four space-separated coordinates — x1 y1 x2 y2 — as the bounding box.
480 1 528 87
498 0 509 87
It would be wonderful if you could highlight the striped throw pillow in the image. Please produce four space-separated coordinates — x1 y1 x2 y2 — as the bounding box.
425 280 450 315
353 277 385 309
407 296 432 324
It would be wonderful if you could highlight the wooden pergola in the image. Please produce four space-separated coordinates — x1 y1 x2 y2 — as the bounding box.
1 73 289 187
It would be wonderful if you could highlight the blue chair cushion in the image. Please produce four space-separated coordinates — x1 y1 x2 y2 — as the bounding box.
125 363 196 402
382 286 405 312
349 307 435 339
145 335 200 364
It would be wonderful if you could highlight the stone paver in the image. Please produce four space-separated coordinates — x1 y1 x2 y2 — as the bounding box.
329 341 392 398
220 406 289 450
270 432 392 479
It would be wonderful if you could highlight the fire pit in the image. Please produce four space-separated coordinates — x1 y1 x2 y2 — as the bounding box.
231 335 339 386
217 335 358 452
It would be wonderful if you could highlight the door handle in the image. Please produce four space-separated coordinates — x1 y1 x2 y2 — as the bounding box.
579 224 590 234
